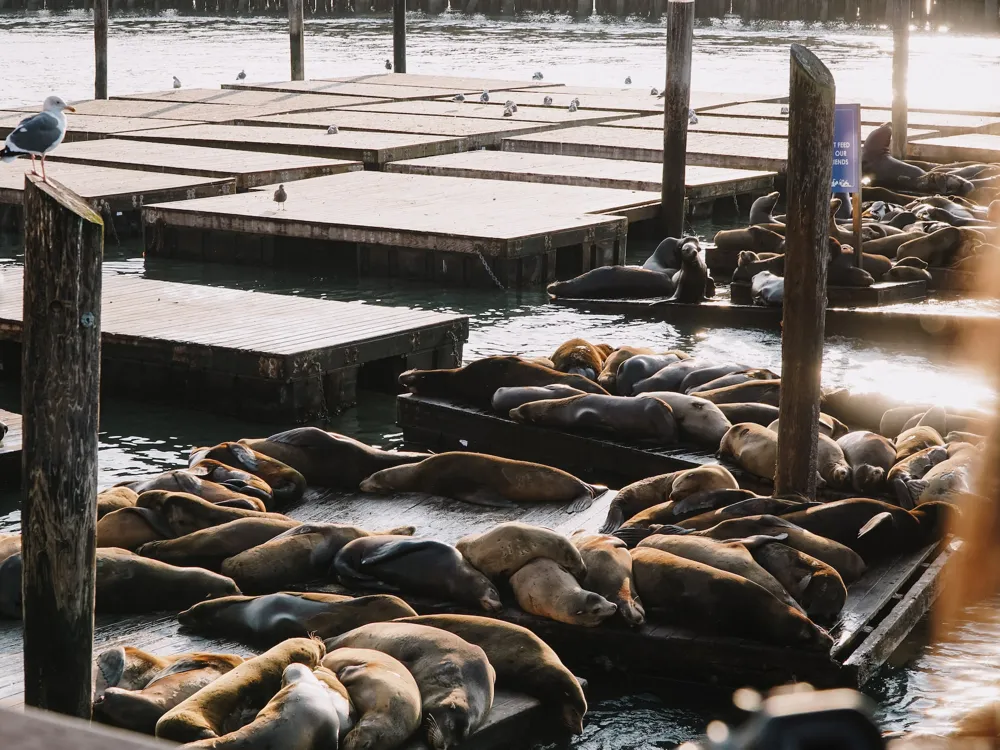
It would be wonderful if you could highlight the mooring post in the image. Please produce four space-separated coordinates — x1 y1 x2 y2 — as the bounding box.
775 45 835 501
661 0 694 238
288 0 304 80
21 175 103 718
891 0 910 160
94 0 108 99
393 0 406 73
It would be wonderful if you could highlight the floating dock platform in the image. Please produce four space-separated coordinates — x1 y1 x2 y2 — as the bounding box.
908 133 1000 164
0 269 468 422
344 98 633 125
0 409 20 489
729 280 927 307
0 111 202 142
599 114 936 141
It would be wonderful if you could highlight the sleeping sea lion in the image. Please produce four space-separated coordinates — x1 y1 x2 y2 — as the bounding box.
615 353 686 396
570 533 645 626
697 379 781 406
913 448 979 505
240 427 428 490
678 363 757 393
634 392 732 447
117 470 267 512
676 496 818 531
550 338 610 380
887 445 950 507
137 516 301 571
714 226 785 255
455 522 586 581
733 251 785 283
746 539 847 623
185 459 274 506
509 393 678 443
334 536 503 613
509 558 617 627
816 433 853 490
631 358 706 394
751 271 784 306
98 487 139 519
895 425 945 461
359 452 607 513
545 266 677 300
189 442 306 506
97 505 174 550
716 402 780 428
619 488 757 531
491 384 587 416
687 369 778 395
837 431 896 494
596 346 656 393
135 490 287 539
719 423 778 481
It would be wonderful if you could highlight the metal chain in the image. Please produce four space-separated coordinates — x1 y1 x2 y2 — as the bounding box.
474 249 506 291
100 200 121 248
446 328 462 366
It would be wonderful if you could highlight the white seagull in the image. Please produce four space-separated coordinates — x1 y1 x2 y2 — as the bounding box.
532 71 543 80
480 91 490 103
385 59 392 70
1 95 75 183
625 76 632 84
173 76 182 89
237 69 247 81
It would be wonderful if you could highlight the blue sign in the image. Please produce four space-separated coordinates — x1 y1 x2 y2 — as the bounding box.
832 103 861 192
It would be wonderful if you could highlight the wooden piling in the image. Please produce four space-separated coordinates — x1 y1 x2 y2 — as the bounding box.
775 45 835 501
661 0 694 238
891 0 909 160
20 175 103 718
394 0 406 73
94 0 108 99
989 0 999 26
288 0 304 81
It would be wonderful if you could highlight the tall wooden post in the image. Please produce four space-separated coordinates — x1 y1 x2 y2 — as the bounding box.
21 176 103 718
94 0 108 99
775 45 835 501
661 0 694 238
988 0 999 26
393 0 406 73
288 0 304 81
891 0 909 160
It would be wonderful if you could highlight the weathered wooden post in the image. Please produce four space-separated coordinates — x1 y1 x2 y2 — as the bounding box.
775 45 835 501
661 0 694 238
988 0 999 26
393 0 406 73
21 175 103 718
289 0 305 80
891 0 910 160
94 0 108 99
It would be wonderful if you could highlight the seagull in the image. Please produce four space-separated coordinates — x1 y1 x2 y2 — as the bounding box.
173 76 181 89
237 70 246 81
480 91 490 103
571 97 580 107
625 76 632 84
452 94 465 102
543 95 553 106
532 71 543 80
273 184 287 210
781 105 790 115
689 109 699 124
650 87 658 96
568 101 578 112
656 90 665 99
385 59 392 70
1 95 75 183
503 104 514 117
327 125 339 134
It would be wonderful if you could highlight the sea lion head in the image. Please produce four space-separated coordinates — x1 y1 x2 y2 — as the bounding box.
828 462 853 490
862 122 893 164
281 662 314 687
575 592 617 627
679 240 700 263
477 583 503 614
426 697 472 750
359 464 415 494
398 368 426 392
0 553 22 618
852 464 885 494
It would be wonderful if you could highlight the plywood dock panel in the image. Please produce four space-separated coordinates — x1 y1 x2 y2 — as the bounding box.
322 72 559 91
601 113 935 140
344 98 634 125
443 89 780 114
115 124 470 166
112 88 385 113
908 133 1000 164
48 139 362 191
0 112 202 142
0 409 21 489
19 99 267 124
503 126 789 172
223 79 479 101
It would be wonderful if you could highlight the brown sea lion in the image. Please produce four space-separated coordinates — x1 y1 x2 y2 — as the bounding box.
746 539 847 623
359 452 607 513
545 266 677 301
732 249 785 283
629 547 832 649
667 239 713 303
509 558 617 627
189 442 306 505
895 425 945 461
631 358 708 394
719 423 778 481
97 506 173 550
619 488 758 532
137 516 301 571
816 433 853 489
887 444 950 508
0 534 21 566
239 427 428 491
767 412 849 439
326 622 495 750
550 338 610 380
698 379 781 406
455 522 586 581
178 592 416 645
398 356 608 407
186 459 275 506
837 431 896 494
634 391 732 447
491 384 588 416
687 369 778 395
396 614 587 735
678 363 762 393
676 496 817 531
116 471 267 512
714 226 785 255
334 536 502 613
862 231 925 259
879 403 936 438
597 346 655 393
136 490 287 539
716 402 780 427
509 393 678 443
155 638 326 742
914 449 979 505
570 533 645 626
321 648 422 750
94 646 182 700
98 487 139 519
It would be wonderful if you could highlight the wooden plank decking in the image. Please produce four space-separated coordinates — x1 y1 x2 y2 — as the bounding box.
322 73 561 91
0 112 202 142
111 88 385 113
0 409 20 489
223 79 482 101
343 99 636 125
47 139 362 191
442 89 778 114
502 126 789 172
116 124 469 167
384 150 775 202
908 133 1000 164
0 268 468 423
19 99 271 124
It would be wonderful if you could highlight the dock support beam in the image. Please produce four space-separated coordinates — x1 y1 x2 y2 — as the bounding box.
21 175 103 718
661 0 694 238
94 0 108 99
775 45 835 501
891 0 909 160
289 0 304 81
393 0 406 73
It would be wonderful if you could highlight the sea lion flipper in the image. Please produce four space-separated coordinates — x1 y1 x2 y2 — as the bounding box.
599 505 625 534
454 489 517 508
145 658 214 687
732 533 789 550
904 480 928 506
568 492 598 514
360 539 438 567
858 511 894 540
124 506 175 541
94 647 126 699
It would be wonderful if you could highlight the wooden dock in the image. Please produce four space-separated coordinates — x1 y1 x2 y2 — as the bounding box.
908 133 1000 164
112 88 388 114
20 99 273 124
48 139 361 191
728 280 927 307
343 99 634 125
502 126 789 172
142 171 640 289
0 112 201 142
320 73 558 91
224 79 486 101
0 409 20 489
0 269 468 422
442 89 777 114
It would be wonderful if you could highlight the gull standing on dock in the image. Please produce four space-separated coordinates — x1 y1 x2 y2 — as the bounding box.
452 94 465 102
273 184 287 210
1 95 75 183
625 76 632 84
532 71 543 80
173 76 182 89
480 91 490 103
385 59 392 70
237 69 246 81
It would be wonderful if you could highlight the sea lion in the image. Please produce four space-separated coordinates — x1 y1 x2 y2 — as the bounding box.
240 427 428 490
631 358 706 394
0 548 240 619
887 444 950 507
697 379 781 406
733 251 785 283
185 459 275 505
95 646 185 700
509 393 678 443
94 654 244 735
116 470 267 512
751 271 784 306
180 663 352 750
619 488 757 532
320 648 422 750
749 192 780 226
156 638 326 742
334 536 502 613
550 338 609 380
816 433 853 489
596 346 655 393
913 449 979 505
863 231 925 259
667 239 712 303
687 369 777 395
716 402 780 427
491 384 587 415
455 522 586 580
179 592 417 645
221 522 413 594
719 423 778 481
642 236 683 272
98 487 139 519
395 614 587 735
767 413 849 440
714 226 785 255
633 391 732 447
884 260 933 282
327 622 496 750
0 534 20 566
676 496 817 531
97 505 174 550
895 226 972 266
862 123 926 188
189 442 306 505
509 558 617 627
570 533 645 626
895 425 944 461
945 431 985 445
905 405 949 437
637 533 805 613
398 356 608 406
615 353 685 396
137 517 301 571
629 547 832 649
837 431 896 494
677 363 755 393
545 266 676 300
746 540 847 623
358 452 607 513
135 490 287 539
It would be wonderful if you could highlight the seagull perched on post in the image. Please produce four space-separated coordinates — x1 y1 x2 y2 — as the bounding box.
1 96 75 183
237 69 247 81
274 184 287 210
173 76 182 89
385 59 392 70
